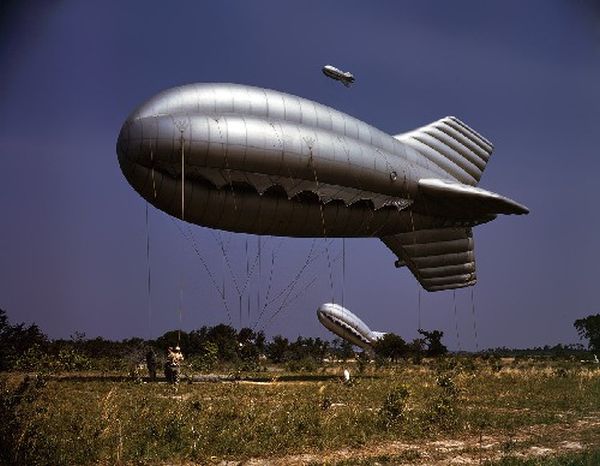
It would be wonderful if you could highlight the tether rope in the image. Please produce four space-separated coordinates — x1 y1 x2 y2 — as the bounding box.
342 238 346 308
174 221 233 325
417 288 422 331
262 243 341 331
145 201 152 339
252 238 282 330
471 287 479 352
453 289 461 352
145 147 158 338
178 128 185 344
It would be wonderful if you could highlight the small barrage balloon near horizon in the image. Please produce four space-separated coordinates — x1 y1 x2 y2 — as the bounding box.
317 303 386 353
117 83 528 292
322 65 355 87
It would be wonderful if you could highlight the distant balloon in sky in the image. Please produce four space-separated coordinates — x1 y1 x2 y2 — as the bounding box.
317 302 385 352
117 83 528 292
322 65 355 87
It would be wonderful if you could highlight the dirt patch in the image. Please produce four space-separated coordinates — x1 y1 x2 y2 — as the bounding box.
232 415 600 465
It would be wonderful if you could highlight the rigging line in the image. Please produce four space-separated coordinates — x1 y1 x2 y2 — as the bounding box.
263 274 320 331
417 288 422 331
186 227 232 327
342 142 380 237
145 146 158 340
342 237 346 308
238 239 262 297
262 238 321 307
471 287 480 352
145 201 152 339
251 238 282 330
341 139 373 234
223 252 229 328
285 274 320 308
176 221 233 325
256 239 320 332
262 245 343 331
453 289 461 352
179 274 183 344
213 231 243 297
179 129 188 344
216 231 264 328
407 189 422 330
283 274 320 312
280 249 342 312
214 117 238 212
149 147 157 200
257 236 262 316
307 143 335 302
246 236 250 321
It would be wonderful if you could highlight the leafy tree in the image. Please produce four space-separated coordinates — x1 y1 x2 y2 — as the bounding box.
266 335 290 363
574 314 600 352
373 333 408 361
418 329 447 357
0 308 48 370
206 324 239 361
156 330 190 352
330 338 355 360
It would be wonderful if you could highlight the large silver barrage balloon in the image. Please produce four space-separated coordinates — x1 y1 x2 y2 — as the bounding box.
117 83 528 291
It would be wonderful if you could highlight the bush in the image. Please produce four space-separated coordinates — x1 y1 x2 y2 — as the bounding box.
379 384 410 427
285 356 318 372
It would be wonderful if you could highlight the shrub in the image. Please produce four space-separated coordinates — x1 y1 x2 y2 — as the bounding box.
379 384 410 427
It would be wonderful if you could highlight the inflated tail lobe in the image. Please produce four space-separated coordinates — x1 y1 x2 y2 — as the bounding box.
382 116 528 291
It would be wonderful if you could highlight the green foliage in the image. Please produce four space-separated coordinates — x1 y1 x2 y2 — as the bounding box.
331 338 355 360
285 356 318 372
2 358 600 464
0 308 48 371
11 344 91 373
197 341 219 371
379 384 410 427
574 314 600 351
373 333 408 362
418 328 448 356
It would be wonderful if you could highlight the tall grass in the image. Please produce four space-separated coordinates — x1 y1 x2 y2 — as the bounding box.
1 358 600 465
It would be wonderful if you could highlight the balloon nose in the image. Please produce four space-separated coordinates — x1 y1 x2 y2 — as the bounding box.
116 121 129 164
116 116 145 167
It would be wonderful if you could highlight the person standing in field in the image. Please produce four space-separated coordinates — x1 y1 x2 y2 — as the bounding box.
165 346 184 384
146 348 157 381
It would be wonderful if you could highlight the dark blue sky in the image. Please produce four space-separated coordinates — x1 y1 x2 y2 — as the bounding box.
1 1 599 349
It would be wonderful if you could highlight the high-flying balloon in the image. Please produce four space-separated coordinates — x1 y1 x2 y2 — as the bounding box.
117 83 528 291
322 65 355 87
317 303 385 352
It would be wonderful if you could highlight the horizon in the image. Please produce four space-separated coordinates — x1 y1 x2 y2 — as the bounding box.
1 1 599 350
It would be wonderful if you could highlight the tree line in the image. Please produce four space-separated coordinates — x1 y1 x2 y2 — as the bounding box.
2 308 599 372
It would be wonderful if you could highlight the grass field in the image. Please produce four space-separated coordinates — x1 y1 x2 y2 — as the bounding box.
2 358 600 465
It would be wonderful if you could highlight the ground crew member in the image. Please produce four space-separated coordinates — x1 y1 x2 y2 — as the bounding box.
165 346 184 384
146 348 157 381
